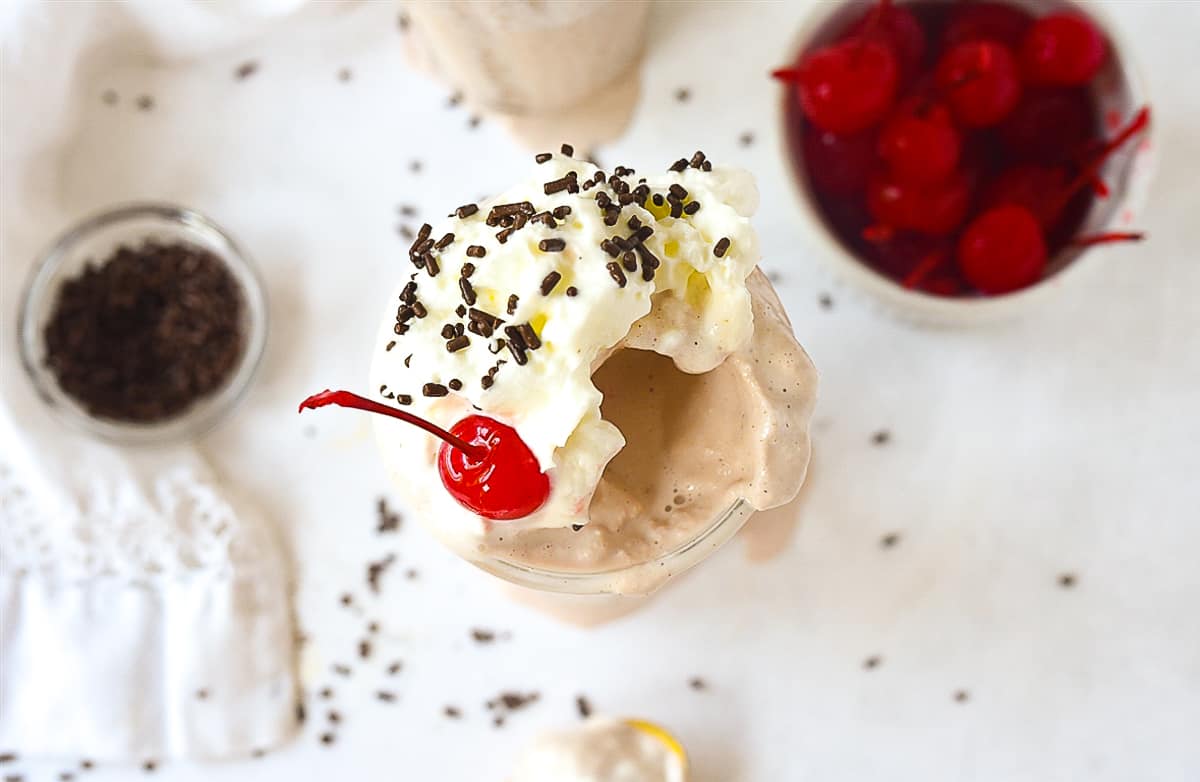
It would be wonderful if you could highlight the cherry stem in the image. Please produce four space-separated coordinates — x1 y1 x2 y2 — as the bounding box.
902 248 948 289
1052 106 1150 216
771 67 802 83
298 389 488 459
1070 231 1145 248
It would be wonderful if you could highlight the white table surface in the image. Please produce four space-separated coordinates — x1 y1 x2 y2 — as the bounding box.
8 0 1200 780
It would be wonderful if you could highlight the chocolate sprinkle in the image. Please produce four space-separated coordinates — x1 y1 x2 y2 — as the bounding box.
423 383 448 397
540 271 562 295
669 158 689 172
446 335 470 352
543 175 577 195
538 238 566 252
684 200 701 215
607 262 627 287
444 706 462 719
566 286 578 297
481 376 494 389
235 61 259 80
576 695 592 718
622 251 639 273
459 277 477 305
535 152 553 164
455 204 478 218
714 237 731 257
441 324 456 339
42 241 245 424
507 294 519 315
376 691 397 703
466 245 486 258
561 143 574 156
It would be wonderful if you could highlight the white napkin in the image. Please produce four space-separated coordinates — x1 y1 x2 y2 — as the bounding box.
0 0 300 762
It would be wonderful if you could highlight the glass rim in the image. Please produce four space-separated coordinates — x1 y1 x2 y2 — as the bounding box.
461 497 754 595
17 202 268 446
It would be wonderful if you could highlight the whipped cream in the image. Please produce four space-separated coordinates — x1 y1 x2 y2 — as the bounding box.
371 151 769 546
508 718 687 782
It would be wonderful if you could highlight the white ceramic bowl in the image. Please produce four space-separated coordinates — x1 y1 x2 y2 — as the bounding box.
778 0 1157 325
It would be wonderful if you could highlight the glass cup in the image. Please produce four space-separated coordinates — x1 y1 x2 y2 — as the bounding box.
18 203 268 445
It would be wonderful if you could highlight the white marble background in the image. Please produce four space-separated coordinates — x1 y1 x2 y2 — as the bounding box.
3 0 1199 780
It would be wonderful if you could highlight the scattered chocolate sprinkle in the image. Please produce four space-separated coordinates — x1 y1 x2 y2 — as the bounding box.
739 131 756 147
446 335 470 353
319 733 335 746
818 292 834 309
136 95 155 111
369 621 381 633
575 695 592 718
412 300 427 318
376 691 397 703
636 245 661 281
332 664 352 678
669 184 689 200
535 152 553 164
0 755 14 764
425 254 440 276
319 687 334 699
488 201 535 224
392 323 408 336
669 199 683 218
954 690 970 703
358 639 372 660
339 593 354 607
80 761 94 771
42 241 245 424
395 394 412 405
880 532 900 548
863 655 882 670
1058 573 1077 588
506 341 528 366
669 158 689 172
423 383 448 397
101 89 118 105
399 205 418 217
397 224 415 241
496 226 517 244
409 159 423 173
250 749 266 759
538 238 566 253
385 340 396 352
683 200 701 215
622 251 639 273
493 715 506 728
60 773 75 781
462 246 485 261
871 430 891 446
367 553 396 594
195 688 209 700
689 150 707 169
571 523 584 532
434 233 455 250
506 294 519 314
540 271 562 295
481 376 494 389
674 87 691 102
142 760 157 772
714 237 731 257
403 354 412 367
467 115 482 129
515 324 541 350
500 692 539 710
448 379 463 391
553 204 573 218
560 143 574 156
489 339 507 355
234 61 259 80
387 661 404 675
702 160 712 171
447 90 462 107
688 677 707 691
444 706 462 719
327 710 342 724
337 67 352 82
471 628 496 643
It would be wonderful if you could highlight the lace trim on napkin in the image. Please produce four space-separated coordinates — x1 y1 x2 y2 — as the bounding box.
0 459 277 582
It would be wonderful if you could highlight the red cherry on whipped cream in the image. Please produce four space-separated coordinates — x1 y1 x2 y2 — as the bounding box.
298 389 549 520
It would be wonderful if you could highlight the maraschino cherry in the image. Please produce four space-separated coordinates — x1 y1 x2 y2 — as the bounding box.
957 205 1047 294
935 40 1022 127
299 389 549 521
803 126 877 194
1020 12 1107 87
877 97 961 185
941 1 1034 50
845 0 926 79
774 38 898 134
998 87 1096 162
867 168 972 236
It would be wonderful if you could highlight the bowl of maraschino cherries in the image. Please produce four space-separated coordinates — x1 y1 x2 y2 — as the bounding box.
776 0 1155 322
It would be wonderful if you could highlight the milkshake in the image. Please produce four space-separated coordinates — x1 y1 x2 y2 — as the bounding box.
508 717 687 782
301 147 817 598
403 1 650 149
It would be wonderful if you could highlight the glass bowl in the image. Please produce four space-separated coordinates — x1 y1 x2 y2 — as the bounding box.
777 0 1157 325
18 203 267 445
